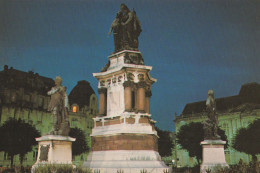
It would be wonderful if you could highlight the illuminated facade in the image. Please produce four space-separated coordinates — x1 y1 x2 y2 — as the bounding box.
0 65 98 167
174 82 260 167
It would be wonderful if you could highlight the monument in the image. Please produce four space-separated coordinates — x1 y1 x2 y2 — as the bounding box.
32 76 75 171
200 90 228 172
83 4 170 173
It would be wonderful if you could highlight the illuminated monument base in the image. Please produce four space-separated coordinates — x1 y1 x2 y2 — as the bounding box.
84 150 169 173
83 50 170 173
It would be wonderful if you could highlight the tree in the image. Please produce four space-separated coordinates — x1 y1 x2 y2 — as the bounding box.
155 127 174 157
69 127 89 156
233 119 260 163
0 118 40 167
176 122 227 163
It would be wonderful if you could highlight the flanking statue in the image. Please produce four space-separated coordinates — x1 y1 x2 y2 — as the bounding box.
109 3 142 52
32 77 74 169
203 90 220 140
47 76 70 136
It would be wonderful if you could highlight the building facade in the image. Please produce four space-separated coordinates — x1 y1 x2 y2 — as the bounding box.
0 65 98 167
173 82 260 167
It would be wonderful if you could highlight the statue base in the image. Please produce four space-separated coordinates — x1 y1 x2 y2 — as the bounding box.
31 135 76 172
83 150 171 173
101 50 145 72
200 140 229 173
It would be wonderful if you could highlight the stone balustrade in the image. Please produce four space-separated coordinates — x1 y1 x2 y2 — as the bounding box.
93 113 152 128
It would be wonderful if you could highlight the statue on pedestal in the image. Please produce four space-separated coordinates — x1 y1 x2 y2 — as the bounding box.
109 3 142 52
47 76 70 136
203 90 220 140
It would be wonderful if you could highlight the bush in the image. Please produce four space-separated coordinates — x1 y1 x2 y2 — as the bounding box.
32 164 92 173
0 166 31 173
213 161 260 173
232 119 260 164
0 118 40 167
172 165 200 173
176 122 227 163
172 161 260 173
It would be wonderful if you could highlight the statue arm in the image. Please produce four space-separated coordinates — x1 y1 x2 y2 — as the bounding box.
122 12 133 25
109 18 118 35
47 87 59 95
64 92 69 109
108 26 113 35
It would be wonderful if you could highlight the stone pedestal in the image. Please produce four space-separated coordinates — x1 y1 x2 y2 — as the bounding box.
83 150 170 173
32 135 76 171
86 50 170 173
200 140 228 173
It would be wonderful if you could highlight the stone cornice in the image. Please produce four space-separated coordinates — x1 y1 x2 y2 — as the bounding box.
108 50 142 58
123 81 135 88
98 88 107 94
137 81 147 88
145 91 152 97
93 64 153 77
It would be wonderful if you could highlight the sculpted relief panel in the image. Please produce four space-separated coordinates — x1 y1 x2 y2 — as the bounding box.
107 85 125 116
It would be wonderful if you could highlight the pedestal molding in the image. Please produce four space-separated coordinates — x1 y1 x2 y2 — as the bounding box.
36 135 76 142
200 140 229 173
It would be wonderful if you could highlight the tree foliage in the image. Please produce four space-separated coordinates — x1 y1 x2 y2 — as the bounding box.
0 118 40 167
176 122 228 162
69 127 89 156
233 119 260 162
155 127 174 157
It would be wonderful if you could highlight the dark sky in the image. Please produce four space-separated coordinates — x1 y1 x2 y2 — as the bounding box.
1 0 260 131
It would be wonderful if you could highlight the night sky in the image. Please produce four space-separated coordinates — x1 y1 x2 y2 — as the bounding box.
1 0 260 131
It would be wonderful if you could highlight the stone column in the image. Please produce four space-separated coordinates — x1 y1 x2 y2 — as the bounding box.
137 82 146 113
98 88 107 116
123 81 134 112
145 91 152 114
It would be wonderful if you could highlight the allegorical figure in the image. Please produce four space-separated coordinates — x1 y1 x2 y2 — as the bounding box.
109 3 142 52
47 76 70 136
203 90 220 140
109 11 123 51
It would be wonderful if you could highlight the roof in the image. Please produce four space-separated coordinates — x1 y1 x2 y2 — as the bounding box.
0 65 54 95
68 80 95 109
182 82 260 115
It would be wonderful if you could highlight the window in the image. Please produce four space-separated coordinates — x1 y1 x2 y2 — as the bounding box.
73 106 77 113
37 114 42 123
33 151 38 160
71 119 78 127
38 97 44 107
4 153 11 160
4 152 7 160
24 95 30 102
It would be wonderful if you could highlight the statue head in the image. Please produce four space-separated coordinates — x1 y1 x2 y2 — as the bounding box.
116 11 122 19
120 3 130 13
55 76 62 86
208 90 214 98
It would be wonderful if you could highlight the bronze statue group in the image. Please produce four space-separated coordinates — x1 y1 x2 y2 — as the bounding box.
109 4 142 52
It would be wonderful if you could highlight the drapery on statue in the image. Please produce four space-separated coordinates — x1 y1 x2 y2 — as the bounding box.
203 90 220 140
47 76 70 136
109 3 142 52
